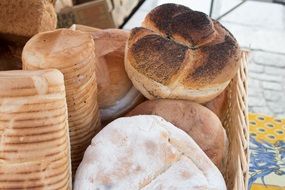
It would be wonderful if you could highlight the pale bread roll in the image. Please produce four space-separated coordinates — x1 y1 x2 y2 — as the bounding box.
22 29 101 175
72 24 144 123
0 69 71 190
0 0 57 44
125 3 241 103
74 115 226 190
126 99 228 170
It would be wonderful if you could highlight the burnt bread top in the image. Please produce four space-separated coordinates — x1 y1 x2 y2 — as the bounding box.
127 3 241 89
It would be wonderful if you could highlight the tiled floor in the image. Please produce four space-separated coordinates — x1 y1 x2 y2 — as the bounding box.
124 0 285 118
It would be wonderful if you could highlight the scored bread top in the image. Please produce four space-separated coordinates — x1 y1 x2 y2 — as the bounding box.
74 115 226 190
127 3 241 89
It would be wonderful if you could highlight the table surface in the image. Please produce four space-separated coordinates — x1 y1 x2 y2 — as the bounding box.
249 113 285 189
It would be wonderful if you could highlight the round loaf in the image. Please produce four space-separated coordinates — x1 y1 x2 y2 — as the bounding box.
125 3 241 103
73 25 144 123
126 99 228 170
74 115 226 190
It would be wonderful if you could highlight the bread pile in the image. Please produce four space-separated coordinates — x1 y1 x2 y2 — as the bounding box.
0 3 242 190
72 24 144 123
74 3 241 189
0 70 71 189
22 29 101 174
0 0 57 71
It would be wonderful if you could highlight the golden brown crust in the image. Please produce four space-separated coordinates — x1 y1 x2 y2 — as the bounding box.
0 69 71 190
126 4 241 102
73 25 144 122
0 0 57 43
88 28 131 108
22 28 101 176
126 99 228 170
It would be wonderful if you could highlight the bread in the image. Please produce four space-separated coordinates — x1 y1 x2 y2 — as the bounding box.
125 3 241 103
126 99 228 170
72 24 144 123
74 115 226 190
0 69 71 189
0 0 57 44
204 89 228 120
22 29 101 175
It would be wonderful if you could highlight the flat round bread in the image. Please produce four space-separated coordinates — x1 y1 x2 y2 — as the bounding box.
74 115 226 190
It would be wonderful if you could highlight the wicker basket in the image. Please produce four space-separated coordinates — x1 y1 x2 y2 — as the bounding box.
222 50 249 190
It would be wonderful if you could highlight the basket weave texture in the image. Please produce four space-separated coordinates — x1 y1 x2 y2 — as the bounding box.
222 51 249 190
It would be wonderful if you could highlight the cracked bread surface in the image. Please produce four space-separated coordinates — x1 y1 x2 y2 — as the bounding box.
74 115 226 190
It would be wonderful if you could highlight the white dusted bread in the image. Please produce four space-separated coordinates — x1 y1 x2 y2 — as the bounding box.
126 99 228 170
0 69 71 189
74 115 226 190
125 3 241 103
22 29 101 175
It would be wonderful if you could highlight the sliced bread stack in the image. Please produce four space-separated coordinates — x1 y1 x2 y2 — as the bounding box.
0 69 71 189
22 29 101 174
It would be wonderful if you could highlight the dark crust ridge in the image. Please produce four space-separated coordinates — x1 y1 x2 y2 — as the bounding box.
190 35 239 83
130 34 188 85
147 3 191 35
170 11 214 46
129 27 146 39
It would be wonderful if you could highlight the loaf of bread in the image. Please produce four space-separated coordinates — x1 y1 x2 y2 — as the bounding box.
0 0 57 44
125 3 241 103
22 29 101 175
74 115 226 190
127 99 228 170
72 24 144 123
0 69 71 189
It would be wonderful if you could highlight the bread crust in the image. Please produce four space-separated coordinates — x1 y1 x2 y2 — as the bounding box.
0 70 71 189
22 29 101 175
0 0 57 43
125 3 241 103
72 25 145 122
126 99 228 170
